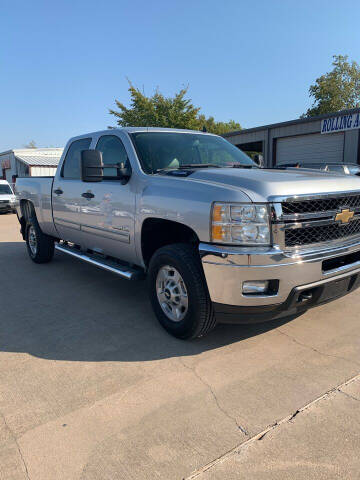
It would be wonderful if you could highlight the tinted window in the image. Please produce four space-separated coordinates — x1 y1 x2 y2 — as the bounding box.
326 165 346 174
62 138 91 179
347 165 360 176
95 135 129 179
0 184 12 194
130 132 255 174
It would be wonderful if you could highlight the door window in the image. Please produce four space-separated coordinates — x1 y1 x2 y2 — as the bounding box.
95 135 129 179
62 138 92 179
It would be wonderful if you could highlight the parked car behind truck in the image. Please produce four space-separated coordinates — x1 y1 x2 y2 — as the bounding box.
15 127 360 338
0 180 16 213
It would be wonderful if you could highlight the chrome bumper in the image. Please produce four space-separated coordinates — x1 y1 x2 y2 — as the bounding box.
200 239 360 307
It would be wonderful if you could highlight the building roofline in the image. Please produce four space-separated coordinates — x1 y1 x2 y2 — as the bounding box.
14 156 60 167
0 148 63 157
223 107 360 138
0 150 14 156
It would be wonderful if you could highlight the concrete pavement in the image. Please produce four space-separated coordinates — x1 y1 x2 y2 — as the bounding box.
0 213 360 479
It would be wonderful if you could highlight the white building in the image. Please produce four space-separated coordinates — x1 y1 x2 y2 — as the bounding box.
0 148 63 184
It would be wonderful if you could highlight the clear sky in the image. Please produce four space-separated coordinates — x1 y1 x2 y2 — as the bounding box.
1 0 360 151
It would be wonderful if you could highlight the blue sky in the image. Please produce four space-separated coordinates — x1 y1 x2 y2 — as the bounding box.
1 0 360 151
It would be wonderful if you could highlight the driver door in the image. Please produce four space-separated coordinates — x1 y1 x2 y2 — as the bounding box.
80 134 137 264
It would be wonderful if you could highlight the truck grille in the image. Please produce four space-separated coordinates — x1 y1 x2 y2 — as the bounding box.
282 194 360 215
285 219 360 247
281 193 360 248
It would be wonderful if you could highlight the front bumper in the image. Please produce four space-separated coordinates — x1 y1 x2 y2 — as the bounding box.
200 239 360 322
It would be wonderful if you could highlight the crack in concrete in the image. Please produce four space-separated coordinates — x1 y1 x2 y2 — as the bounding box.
178 358 249 436
257 409 300 441
337 389 360 403
0 411 30 480
185 373 360 479
276 328 360 368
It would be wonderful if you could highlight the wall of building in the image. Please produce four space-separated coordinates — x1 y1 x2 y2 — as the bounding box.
1 152 17 182
225 109 360 168
30 166 57 176
1 153 58 182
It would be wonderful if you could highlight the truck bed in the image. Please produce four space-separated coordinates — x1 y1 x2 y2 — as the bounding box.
15 176 57 237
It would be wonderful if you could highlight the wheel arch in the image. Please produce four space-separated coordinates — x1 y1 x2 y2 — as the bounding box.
141 218 200 268
19 200 36 239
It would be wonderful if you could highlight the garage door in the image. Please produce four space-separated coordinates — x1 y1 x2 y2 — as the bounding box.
276 132 344 165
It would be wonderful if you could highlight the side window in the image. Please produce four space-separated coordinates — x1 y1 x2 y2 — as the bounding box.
95 135 129 179
62 138 92 179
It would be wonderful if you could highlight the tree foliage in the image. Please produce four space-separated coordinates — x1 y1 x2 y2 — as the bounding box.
109 82 241 135
24 140 37 149
304 55 360 117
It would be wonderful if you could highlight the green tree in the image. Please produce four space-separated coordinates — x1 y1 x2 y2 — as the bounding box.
109 82 241 134
24 140 37 149
303 55 360 117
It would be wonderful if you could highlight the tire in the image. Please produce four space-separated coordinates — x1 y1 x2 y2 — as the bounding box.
26 217 55 263
148 243 217 339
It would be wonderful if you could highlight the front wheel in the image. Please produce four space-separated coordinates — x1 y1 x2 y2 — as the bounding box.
148 243 216 339
26 218 55 263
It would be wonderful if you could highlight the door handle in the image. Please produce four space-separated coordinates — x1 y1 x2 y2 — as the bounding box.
54 188 63 195
81 192 95 199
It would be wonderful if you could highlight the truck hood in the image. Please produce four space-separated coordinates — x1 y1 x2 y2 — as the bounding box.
189 168 360 202
0 194 15 202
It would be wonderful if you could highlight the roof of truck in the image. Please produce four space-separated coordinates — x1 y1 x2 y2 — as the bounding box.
70 127 216 140
121 127 214 134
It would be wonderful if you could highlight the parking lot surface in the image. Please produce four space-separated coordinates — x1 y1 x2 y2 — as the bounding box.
1 213 360 480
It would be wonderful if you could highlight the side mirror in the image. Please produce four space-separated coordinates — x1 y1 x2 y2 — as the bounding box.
103 161 131 184
81 150 103 182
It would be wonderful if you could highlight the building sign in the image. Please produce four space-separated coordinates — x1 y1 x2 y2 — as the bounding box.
321 112 360 134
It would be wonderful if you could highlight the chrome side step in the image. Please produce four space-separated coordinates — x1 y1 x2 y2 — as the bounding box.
55 243 144 280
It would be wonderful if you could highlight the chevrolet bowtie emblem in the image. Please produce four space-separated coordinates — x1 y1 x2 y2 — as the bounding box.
335 209 355 224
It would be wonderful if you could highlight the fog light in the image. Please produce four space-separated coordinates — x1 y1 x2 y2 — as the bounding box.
242 280 269 295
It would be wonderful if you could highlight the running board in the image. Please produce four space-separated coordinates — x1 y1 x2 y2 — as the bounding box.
55 244 145 280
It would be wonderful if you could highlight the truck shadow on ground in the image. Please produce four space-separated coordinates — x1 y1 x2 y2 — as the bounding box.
0 242 305 363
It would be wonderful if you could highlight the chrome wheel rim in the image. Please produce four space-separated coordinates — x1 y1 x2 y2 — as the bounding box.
156 265 188 322
28 226 37 255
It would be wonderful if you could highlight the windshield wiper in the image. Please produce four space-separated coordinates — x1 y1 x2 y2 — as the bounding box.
155 163 221 173
231 164 258 169
178 163 221 169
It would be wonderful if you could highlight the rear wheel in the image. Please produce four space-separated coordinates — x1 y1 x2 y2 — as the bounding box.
148 243 216 339
26 218 54 263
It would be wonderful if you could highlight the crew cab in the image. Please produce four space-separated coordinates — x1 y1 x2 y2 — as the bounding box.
15 128 360 339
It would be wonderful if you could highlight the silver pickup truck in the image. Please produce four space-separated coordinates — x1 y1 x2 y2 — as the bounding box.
15 127 360 339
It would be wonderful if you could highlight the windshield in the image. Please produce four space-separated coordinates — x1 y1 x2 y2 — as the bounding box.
130 132 256 174
0 184 12 194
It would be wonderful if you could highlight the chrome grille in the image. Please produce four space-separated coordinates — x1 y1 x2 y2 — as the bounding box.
282 194 360 215
285 219 360 247
278 192 360 249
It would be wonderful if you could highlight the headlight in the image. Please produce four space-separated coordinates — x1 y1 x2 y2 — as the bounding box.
9 198 15 203
211 202 270 245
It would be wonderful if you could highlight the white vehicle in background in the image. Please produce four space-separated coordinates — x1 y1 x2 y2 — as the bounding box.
0 180 16 214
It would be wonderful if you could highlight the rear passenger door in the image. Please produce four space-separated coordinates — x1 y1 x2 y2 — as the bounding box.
80 134 137 264
52 137 91 244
